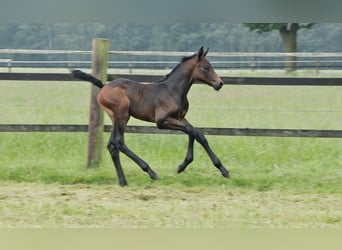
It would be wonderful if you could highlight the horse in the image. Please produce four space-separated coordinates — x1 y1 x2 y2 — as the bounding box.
71 47 229 186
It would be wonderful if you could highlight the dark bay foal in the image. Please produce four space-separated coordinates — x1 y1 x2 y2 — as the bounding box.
72 47 229 186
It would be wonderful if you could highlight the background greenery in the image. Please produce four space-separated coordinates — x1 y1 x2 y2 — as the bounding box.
1 23 342 55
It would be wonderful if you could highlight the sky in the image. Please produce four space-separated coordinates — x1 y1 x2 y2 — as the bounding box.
1 0 341 24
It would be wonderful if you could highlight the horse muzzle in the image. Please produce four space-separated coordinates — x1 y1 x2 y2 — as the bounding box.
213 79 224 91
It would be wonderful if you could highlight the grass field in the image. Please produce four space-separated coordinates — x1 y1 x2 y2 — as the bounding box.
0 77 341 228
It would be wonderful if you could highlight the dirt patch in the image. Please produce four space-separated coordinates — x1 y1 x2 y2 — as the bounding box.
0 182 341 228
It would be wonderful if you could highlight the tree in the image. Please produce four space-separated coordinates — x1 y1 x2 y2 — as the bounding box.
244 23 315 71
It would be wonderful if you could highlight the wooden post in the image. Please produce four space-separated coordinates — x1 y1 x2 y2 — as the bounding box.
87 38 109 168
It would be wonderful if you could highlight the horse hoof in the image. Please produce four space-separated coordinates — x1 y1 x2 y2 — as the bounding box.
177 166 185 174
149 171 159 180
119 181 128 187
221 169 230 178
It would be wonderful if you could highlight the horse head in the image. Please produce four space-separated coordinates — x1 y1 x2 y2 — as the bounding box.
192 46 224 91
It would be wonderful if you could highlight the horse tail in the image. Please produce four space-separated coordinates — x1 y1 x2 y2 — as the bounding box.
71 69 104 89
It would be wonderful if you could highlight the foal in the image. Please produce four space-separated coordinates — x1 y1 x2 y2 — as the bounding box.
72 47 229 186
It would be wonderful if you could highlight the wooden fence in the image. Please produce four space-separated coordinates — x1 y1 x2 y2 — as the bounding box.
1 72 342 138
1 46 342 168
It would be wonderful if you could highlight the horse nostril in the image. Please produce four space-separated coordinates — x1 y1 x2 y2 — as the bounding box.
211 79 224 90
213 81 223 91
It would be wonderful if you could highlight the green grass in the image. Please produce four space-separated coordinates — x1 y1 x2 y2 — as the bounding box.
0 132 341 193
0 79 341 228
1 80 341 191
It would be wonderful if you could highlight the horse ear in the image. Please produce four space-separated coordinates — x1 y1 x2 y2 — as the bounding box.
197 46 204 59
203 47 209 57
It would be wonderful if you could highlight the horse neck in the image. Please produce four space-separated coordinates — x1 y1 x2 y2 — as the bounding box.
165 61 195 97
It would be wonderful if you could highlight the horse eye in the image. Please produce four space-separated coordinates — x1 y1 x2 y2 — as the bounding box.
202 65 210 71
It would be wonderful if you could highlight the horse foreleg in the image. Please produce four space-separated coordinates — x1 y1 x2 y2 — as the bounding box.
157 117 229 178
192 129 230 178
177 134 195 173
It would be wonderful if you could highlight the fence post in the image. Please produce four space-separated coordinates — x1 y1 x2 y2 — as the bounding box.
87 38 109 168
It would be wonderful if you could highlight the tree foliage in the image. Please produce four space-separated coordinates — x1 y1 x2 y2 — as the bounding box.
243 23 317 71
244 23 315 33
0 23 341 62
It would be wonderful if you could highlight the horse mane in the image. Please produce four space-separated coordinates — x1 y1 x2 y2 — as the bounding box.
154 53 197 83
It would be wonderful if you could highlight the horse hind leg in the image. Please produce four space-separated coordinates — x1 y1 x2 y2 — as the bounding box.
107 131 128 186
101 88 158 184
119 143 159 180
110 120 159 184
101 106 128 186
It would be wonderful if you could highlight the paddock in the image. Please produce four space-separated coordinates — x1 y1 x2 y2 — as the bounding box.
0 45 341 228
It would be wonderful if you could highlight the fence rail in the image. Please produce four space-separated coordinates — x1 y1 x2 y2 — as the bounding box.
1 72 342 86
2 50 342 71
2 49 342 57
1 124 341 138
